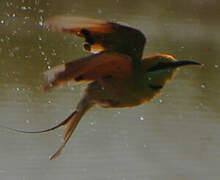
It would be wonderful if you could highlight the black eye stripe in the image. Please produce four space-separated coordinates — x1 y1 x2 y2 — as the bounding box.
75 75 84 81
80 28 90 35
149 84 163 90
148 62 175 72
81 29 95 44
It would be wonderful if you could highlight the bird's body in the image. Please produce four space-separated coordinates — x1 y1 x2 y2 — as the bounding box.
4 16 200 159
87 66 160 108
88 76 148 108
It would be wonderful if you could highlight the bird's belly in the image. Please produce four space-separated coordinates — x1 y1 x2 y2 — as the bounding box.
87 79 158 108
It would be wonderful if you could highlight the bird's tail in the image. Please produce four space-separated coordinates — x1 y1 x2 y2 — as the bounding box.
50 95 94 160
0 95 94 160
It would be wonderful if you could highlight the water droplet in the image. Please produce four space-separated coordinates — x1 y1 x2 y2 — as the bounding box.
6 36 10 40
9 51 15 57
39 21 43 27
35 0 39 5
12 30 17 36
21 6 27 11
51 49 57 56
24 16 30 20
214 64 219 69
158 99 163 103
200 84 206 89
139 116 144 121
38 9 44 13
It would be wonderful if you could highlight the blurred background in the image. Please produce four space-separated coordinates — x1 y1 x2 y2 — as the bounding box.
0 0 219 180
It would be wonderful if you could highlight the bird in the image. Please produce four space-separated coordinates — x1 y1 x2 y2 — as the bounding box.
4 16 201 160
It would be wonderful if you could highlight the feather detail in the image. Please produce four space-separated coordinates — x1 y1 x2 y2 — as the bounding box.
43 52 132 91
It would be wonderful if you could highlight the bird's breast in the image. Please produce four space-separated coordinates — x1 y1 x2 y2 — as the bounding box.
87 76 159 108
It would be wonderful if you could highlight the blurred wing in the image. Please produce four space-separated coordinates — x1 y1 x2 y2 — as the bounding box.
44 52 132 90
45 16 146 60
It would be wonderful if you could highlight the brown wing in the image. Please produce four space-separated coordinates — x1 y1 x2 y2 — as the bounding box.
45 16 146 60
44 52 132 91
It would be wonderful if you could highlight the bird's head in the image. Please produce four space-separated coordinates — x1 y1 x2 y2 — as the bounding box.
142 54 201 90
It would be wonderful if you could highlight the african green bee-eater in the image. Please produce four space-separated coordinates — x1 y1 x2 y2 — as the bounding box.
5 16 201 159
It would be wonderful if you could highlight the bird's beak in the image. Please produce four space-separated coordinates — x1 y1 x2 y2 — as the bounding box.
147 60 201 72
173 60 201 68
